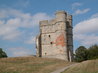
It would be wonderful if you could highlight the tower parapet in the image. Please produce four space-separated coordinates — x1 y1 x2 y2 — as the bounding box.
40 20 48 26
55 11 67 22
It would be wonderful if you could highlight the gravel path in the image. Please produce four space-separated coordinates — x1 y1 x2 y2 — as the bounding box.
51 64 76 73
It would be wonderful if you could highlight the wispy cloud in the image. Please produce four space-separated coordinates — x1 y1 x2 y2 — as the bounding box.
72 2 82 10
91 13 98 18
74 13 98 46
74 8 90 15
72 2 90 15
0 8 52 41
0 19 22 40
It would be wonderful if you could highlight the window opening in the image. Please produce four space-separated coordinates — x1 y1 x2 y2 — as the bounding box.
49 35 50 37
50 42 53 44
45 53 47 55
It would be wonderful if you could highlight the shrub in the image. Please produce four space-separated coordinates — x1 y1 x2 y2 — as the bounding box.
0 48 7 58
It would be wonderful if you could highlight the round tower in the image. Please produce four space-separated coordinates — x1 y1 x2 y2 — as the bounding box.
55 11 67 22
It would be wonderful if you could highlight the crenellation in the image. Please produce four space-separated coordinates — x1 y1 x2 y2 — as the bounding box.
40 20 48 26
55 11 67 22
49 19 56 24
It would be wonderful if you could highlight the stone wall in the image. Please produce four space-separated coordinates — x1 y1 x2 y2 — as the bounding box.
36 11 73 62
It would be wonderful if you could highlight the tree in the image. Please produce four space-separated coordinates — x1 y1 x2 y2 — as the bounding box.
0 48 7 58
75 46 88 62
88 45 98 59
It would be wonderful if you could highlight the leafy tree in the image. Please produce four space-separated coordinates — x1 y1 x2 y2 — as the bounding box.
88 45 98 59
0 48 7 58
74 45 98 62
75 46 88 62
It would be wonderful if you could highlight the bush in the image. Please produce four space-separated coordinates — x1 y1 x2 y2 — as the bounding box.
0 48 7 58
75 45 98 62
74 46 88 62
88 45 98 60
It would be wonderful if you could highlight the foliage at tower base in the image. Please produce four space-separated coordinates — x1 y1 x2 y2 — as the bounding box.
74 45 98 62
74 46 89 62
88 45 98 60
0 48 7 58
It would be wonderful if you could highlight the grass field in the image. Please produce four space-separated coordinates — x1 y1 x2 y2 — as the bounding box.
0 57 72 73
62 59 98 73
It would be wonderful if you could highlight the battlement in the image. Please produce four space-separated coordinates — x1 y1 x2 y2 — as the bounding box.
40 11 72 27
55 11 67 15
40 20 48 26
49 19 56 24
40 19 57 26
55 11 67 22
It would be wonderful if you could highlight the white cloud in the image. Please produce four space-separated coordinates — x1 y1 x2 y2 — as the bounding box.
0 9 52 27
0 8 52 40
72 2 82 10
72 2 82 6
74 8 90 15
3 31 21 40
0 21 22 40
74 34 98 46
91 13 98 18
72 2 90 15
0 20 5 25
26 36 36 44
74 17 98 34
32 13 52 26
7 47 32 57
74 13 98 46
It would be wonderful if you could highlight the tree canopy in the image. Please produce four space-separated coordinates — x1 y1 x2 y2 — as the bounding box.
74 45 98 62
88 45 98 59
75 46 88 62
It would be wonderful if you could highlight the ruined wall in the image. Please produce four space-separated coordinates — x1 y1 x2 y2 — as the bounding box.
36 11 73 61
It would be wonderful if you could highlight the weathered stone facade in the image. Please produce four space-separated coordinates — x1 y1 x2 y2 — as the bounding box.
36 11 73 62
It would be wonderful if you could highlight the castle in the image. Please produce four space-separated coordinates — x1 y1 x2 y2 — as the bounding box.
36 11 73 62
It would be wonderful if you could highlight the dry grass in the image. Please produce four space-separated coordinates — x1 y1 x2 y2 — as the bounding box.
0 57 72 73
62 59 98 73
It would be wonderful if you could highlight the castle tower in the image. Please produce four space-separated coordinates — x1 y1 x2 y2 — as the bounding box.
36 11 73 62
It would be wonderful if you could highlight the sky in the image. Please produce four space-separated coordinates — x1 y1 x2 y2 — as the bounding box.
0 0 98 57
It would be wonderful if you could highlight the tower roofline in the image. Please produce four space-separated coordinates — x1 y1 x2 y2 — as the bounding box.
55 11 67 15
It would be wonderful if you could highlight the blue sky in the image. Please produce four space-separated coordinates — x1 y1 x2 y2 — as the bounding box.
0 0 98 57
